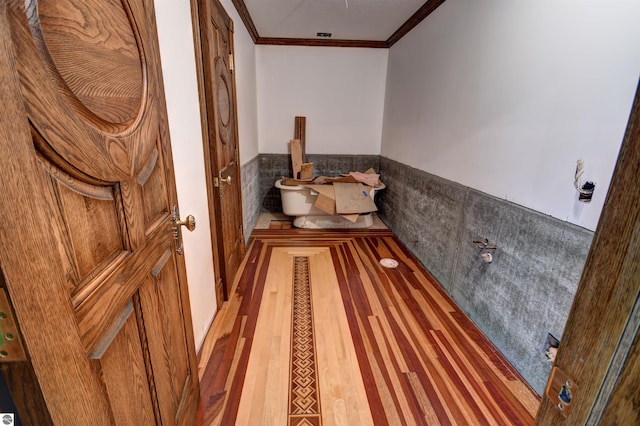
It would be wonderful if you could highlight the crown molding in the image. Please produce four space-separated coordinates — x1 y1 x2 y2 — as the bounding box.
256 37 388 49
230 0 259 43
386 0 447 47
231 0 448 49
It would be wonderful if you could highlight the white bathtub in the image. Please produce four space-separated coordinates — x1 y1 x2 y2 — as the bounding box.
274 179 385 229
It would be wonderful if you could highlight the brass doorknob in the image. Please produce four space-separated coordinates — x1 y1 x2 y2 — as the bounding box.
214 175 232 187
176 215 196 232
172 206 195 255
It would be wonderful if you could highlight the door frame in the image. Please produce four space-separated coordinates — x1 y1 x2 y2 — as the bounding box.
190 0 244 304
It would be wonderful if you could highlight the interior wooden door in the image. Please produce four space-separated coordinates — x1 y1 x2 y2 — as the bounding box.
0 1 199 424
194 0 245 305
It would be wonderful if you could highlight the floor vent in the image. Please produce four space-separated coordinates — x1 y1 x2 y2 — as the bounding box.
379 258 399 268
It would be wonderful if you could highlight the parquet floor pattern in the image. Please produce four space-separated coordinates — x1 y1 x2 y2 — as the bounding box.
196 228 539 425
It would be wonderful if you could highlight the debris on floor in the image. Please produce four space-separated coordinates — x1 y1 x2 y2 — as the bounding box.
283 116 384 222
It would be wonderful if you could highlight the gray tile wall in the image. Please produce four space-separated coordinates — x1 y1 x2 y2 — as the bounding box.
378 156 593 395
259 154 292 213
241 155 260 243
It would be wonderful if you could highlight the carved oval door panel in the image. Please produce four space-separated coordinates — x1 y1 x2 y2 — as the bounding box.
217 68 232 144
1 1 199 424
37 0 144 125
11 0 158 182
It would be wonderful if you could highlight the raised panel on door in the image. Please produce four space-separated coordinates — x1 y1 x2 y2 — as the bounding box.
99 306 156 425
0 1 199 423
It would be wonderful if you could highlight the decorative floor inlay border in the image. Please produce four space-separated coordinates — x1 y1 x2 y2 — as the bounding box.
288 256 322 426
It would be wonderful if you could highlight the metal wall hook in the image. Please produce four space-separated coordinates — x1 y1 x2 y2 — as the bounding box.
473 239 497 250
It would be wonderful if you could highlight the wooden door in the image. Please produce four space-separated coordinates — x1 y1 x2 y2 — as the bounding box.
0 1 199 424
193 0 245 305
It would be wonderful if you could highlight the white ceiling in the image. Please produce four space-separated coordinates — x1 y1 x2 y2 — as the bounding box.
242 0 428 41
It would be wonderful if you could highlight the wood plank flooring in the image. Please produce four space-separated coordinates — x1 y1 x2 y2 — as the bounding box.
196 228 540 425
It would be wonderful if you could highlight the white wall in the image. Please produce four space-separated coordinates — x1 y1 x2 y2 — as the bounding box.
256 45 388 155
154 0 217 349
155 0 260 350
220 0 260 164
382 0 640 231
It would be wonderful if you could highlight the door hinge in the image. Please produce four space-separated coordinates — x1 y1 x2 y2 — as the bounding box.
0 288 27 362
229 53 234 72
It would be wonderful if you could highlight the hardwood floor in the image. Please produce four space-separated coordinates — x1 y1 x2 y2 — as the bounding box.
196 228 540 425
